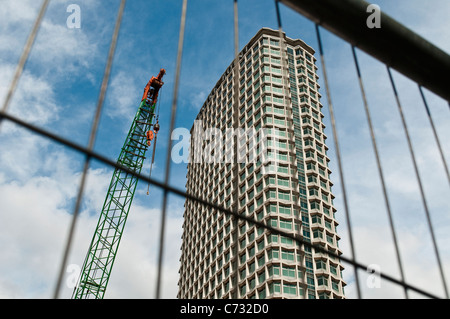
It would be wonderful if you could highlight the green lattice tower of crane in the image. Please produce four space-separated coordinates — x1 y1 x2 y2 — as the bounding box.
72 69 166 299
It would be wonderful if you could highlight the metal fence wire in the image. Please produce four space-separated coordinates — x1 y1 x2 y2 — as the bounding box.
0 0 449 299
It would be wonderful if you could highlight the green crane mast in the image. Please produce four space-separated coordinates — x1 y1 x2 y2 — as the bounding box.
72 69 166 299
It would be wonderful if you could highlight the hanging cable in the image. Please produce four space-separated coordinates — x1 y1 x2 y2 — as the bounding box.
146 84 163 195
147 116 160 195
157 86 162 116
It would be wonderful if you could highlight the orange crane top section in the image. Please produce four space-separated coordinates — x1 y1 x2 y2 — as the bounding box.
141 68 166 103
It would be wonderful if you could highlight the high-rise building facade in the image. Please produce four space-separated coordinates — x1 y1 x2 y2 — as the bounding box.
178 28 345 299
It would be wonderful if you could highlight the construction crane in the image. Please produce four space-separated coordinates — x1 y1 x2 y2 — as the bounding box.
72 69 166 299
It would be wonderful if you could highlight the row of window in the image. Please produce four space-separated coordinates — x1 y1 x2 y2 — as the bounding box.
198 53 319 131
196 30 318 128
181 273 342 299
185 166 336 246
181 209 341 275
179 247 344 299
186 161 335 219
199 48 316 126
194 93 325 172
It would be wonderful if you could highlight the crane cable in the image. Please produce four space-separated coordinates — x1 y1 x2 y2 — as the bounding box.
146 87 162 195
146 127 158 195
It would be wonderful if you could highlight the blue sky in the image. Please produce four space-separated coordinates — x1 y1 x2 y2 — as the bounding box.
0 0 449 299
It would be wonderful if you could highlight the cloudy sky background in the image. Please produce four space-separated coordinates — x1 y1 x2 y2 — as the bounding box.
0 0 449 299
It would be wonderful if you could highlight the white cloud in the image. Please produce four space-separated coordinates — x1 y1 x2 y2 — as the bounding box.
0 1 41 55
341 224 450 299
0 0 98 79
105 70 140 120
0 69 59 130
0 143 183 298
188 90 208 111
0 151 79 298
31 21 97 77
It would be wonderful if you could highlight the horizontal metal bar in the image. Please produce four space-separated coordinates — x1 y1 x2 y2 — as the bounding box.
280 0 450 101
0 109 441 299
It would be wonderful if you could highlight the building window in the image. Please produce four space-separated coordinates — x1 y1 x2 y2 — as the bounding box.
326 234 334 245
270 218 277 228
240 284 246 296
240 268 246 280
310 201 320 210
249 261 255 273
278 191 290 201
317 276 328 286
269 248 279 260
283 283 297 295
282 266 296 278
268 282 281 294
280 220 292 230
330 264 337 276
281 249 295 261
257 254 265 267
259 288 266 299
280 236 293 245
318 292 330 299
332 280 340 292
249 277 256 290
279 205 291 215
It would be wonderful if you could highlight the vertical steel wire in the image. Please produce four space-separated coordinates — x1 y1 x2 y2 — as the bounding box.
352 46 408 298
387 67 449 299
314 24 361 299
155 0 188 299
53 0 127 299
418 86 450 186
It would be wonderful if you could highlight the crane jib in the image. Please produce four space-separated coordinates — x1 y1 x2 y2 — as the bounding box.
72 69 165 299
